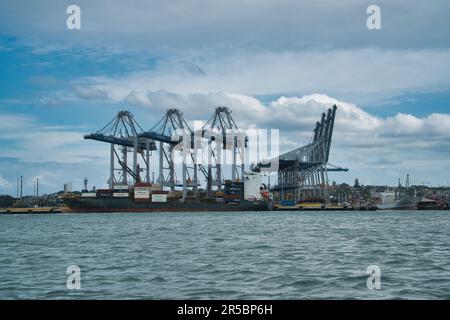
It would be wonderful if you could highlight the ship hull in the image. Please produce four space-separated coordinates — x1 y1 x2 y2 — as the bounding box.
64 197 269 213
377 197 417 210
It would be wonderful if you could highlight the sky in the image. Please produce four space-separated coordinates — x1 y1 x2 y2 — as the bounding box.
1 0 450 195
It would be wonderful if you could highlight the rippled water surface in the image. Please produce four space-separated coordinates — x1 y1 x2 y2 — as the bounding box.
0 211 449 299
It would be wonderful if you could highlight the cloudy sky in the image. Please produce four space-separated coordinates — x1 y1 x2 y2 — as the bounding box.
1 0 450 195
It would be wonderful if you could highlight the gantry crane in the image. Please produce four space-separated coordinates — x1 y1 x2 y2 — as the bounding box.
202 106 248 196
139 108 198 199
256 105 347 203
84 110 156 188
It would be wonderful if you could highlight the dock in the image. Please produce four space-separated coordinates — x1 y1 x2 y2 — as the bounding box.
1 207 62 214
276 204 351 211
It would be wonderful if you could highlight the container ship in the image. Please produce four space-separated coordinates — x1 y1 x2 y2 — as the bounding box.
63 172 272 213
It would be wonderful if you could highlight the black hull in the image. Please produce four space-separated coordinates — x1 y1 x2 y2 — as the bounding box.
64 197 269 212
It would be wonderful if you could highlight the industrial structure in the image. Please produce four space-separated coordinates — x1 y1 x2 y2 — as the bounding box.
139 108 197 199
84 111 156 188
201 106 247 196
257 105 348 204
82 105 344 205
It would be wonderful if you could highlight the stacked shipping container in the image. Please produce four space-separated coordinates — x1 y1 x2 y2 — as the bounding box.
224 181 243 204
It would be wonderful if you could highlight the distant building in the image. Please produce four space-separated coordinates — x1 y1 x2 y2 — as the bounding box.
63 183 72 193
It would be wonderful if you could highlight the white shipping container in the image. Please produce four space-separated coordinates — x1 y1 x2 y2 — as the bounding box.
81 192 96 198
152 194 167 202
134 187 150 198
113 192 129 197
113 184 129 190
135 194 150 199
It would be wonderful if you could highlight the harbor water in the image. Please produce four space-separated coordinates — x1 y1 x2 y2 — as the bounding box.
0 211 449 299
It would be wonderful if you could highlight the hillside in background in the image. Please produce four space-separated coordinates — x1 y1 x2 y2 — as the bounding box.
0 195 15 208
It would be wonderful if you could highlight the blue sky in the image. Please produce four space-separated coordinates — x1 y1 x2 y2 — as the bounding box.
1 1 450 195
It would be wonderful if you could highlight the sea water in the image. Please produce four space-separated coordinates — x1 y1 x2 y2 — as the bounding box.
0 210 449 299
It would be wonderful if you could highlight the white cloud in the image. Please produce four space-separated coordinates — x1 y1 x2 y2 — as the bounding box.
73 85 108 100
38 96 64 107
0 114 106 164
109 89 450 149
2 0 450 51
76 48 450 106
0 173 12 190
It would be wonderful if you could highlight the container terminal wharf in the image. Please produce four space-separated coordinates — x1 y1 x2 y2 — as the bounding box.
274 202 377 211
6 105 446 213
0 207 62 214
